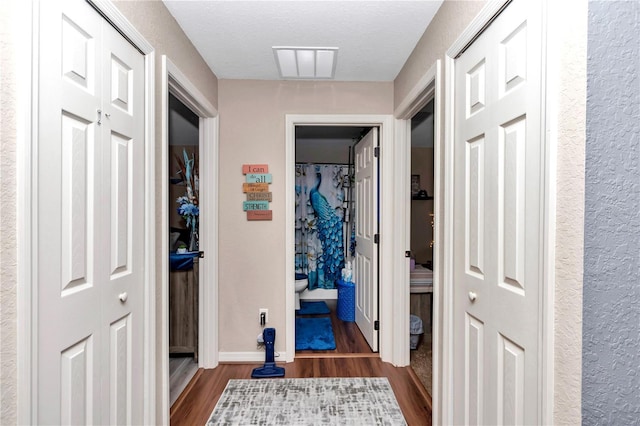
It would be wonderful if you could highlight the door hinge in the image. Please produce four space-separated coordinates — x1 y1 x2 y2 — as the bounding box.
405 250 411 258
374 234 379 244
199 251 205 258
374 146 380 158
374 320 379 331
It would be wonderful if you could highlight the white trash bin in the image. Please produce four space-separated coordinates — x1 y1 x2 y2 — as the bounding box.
410 314 424 350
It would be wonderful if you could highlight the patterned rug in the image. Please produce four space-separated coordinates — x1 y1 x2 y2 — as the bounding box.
207 377 407 425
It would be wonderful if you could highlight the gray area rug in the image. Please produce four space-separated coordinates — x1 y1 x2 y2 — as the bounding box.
207 377 407 425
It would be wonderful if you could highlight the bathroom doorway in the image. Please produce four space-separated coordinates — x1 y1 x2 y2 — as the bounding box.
409 99 435 396
293 125 378 357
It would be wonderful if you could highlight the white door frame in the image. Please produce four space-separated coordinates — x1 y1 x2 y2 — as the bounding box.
442 0 555 424
18 1 156 424
394 60 442 423
160 56 219 422
285 114 399 364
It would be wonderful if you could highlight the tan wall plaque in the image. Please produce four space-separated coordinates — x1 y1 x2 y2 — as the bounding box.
247 192 273 201
247 210 273 221
242 183 269 193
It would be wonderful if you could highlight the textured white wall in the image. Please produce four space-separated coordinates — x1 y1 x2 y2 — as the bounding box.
549 1 588 423
582 1 640 423
0 1 25 423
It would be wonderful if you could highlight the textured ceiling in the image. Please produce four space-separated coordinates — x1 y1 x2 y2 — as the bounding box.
162 0 443 81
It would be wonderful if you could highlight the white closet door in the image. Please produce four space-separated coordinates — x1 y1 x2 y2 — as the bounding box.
100 15 145 426
37 0 145 424
452 1 543 424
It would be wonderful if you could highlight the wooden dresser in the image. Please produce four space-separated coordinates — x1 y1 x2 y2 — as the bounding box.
169 256 198 361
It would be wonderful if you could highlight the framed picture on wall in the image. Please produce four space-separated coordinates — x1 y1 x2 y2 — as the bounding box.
411 174 420 196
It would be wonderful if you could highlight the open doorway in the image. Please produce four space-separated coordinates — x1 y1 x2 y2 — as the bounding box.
160 57 220 420
167 93 200 405
293 126 378 356
408 99 435 396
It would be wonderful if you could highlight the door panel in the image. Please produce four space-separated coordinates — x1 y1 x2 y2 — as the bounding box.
452 1 543 424
102 15 145 425
354 128 379 352
60 336 94 425
110 315 132 425
38 1 144 423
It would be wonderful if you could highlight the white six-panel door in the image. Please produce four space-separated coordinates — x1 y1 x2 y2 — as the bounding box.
38 1 145 423
452 1 543 424
354 128 379 352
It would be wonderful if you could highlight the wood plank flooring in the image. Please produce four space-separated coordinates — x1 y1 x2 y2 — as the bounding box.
170 358 432 426
170 300 431 425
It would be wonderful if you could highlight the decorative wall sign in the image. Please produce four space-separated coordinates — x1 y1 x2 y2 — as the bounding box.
243 164 273 220
247 192 273 201
247 210 273 221
246 173 272 184
243 183 269 193
243 201 270 211
242 164 269 174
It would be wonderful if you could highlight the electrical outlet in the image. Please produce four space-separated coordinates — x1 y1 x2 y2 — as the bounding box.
259 308 268 325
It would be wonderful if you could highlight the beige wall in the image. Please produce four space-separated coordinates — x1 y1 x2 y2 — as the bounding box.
218 80 393 353
394 0 487 110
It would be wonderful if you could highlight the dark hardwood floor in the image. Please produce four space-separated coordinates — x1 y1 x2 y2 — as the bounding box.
170 358 432 425
170 301 432 425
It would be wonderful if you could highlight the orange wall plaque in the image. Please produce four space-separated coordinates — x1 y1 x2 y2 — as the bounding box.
242 183 269 193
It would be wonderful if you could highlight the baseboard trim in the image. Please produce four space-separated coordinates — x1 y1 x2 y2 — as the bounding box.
218 351 288 363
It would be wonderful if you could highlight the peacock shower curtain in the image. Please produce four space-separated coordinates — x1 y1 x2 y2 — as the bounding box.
295 164 351 290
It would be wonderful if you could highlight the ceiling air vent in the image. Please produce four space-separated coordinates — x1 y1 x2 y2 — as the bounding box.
273 47 338 79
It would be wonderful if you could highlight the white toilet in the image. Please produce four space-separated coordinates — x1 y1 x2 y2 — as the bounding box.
294 273 308 310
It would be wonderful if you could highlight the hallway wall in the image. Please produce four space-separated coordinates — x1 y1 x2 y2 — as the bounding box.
583 1 640 423
218 80 392 353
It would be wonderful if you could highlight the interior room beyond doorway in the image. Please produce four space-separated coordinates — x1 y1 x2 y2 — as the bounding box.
409 99 435 396
294 125 376 357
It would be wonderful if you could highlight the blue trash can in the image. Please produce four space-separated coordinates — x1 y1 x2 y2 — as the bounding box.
337 279 356 322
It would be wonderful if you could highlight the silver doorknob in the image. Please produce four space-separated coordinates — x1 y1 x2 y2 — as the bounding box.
468 291 477 302
118 292 128 303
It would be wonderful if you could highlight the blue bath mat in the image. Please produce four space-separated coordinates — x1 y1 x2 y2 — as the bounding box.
295 317 336 351
296 300 331 315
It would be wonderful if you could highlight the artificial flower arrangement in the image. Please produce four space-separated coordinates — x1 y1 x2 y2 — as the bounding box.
175 149 199 251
